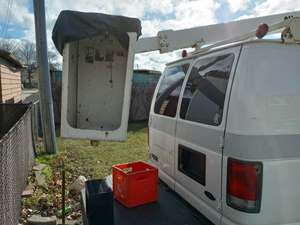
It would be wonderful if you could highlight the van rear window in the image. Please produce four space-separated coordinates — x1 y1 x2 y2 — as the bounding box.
154 64 190 117
180 54 234 126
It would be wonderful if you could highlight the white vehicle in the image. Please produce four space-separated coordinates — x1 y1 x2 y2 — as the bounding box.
147 17 300 225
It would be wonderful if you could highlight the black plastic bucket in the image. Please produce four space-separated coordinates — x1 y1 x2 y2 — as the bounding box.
85 179 114 225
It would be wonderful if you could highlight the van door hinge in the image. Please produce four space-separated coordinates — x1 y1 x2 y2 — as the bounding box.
217 201 222 211
219 136 225 151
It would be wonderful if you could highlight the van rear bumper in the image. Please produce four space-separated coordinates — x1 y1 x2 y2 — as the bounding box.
221 216 300 225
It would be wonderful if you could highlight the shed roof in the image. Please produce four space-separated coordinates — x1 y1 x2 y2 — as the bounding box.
0 49 23 69
133 69 161 75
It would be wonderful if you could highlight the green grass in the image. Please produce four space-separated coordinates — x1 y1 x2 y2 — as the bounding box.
22 122 149 219
37 121 149 180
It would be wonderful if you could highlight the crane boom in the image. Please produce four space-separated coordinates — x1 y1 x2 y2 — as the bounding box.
136 10 300 54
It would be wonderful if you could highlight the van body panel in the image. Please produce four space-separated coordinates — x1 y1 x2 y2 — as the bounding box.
224 133 300 159
174 123 224 210
149 115 177 188
226 43 300 136
222 157 300 225
174 136 223 207
175 181 222 225
174 46 241 217
149 60 192 189
222 42 300 225
150 41 300 225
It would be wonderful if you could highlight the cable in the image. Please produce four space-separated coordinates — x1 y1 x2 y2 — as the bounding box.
5 0 14 38
1 0 13 38
1 0 10 37
0 0 8 37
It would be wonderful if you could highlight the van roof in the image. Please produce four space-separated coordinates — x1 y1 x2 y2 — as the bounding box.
166 38 299 66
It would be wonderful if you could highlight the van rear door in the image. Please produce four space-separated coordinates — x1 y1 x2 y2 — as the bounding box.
174 46 241 224
149 62 190 189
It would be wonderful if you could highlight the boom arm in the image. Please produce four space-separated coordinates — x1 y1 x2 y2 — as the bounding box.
136 10 300 54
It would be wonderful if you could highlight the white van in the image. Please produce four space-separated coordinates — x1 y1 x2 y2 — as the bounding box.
149 39 300 225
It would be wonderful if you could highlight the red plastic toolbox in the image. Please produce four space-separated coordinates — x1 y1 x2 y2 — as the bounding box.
112 161 158 208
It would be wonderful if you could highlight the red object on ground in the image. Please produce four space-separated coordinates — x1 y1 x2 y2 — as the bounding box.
112 161 158 208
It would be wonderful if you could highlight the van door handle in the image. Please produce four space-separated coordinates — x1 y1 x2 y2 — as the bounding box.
204 191 216 201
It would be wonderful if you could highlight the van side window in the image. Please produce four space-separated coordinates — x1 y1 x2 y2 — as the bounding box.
154 64 190 117
178 145 206 186
180 54 234 126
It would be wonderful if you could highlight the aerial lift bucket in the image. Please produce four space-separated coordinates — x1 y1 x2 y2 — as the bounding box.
53 11 141 141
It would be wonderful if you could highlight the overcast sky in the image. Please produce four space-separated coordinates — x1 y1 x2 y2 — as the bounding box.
0 0 300 71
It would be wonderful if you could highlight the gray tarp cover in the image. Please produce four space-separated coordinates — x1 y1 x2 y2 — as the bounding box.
52 10 142 55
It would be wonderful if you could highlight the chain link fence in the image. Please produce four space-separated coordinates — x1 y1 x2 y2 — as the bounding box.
0 104 35 225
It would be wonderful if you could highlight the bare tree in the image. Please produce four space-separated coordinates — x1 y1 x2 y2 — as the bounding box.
0 38 61 87
14 41 36 87
17 41 36 65
47 49 61 70
0 39 19 54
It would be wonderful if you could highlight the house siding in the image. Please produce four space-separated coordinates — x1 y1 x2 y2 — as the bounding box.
0 64 22 103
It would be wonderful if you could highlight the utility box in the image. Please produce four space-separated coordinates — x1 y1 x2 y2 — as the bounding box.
53 11 141 141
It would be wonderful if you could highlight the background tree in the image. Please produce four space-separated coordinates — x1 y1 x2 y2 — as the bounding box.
17 41 36 65
0 38 61 87
0 39 19 54
16 41 37 86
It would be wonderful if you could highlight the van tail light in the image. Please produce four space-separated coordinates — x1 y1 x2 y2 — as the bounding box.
227 158 263 213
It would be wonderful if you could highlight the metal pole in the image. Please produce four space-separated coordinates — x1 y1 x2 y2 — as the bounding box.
33 0 57 154
61 160 66 225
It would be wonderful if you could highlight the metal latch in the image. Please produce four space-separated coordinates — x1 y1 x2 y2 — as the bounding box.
282 17 300 43
158 31 170 53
